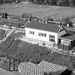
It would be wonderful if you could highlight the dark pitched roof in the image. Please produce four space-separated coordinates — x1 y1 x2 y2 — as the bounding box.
60 34 75 41
64 27 75 32
26 22 60 33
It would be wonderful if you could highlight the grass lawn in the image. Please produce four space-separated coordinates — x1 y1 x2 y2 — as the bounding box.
0 2 75 21
0 68 19 75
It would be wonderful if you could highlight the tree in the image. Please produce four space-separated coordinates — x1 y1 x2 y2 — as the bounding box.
68 0 75 6
22 13 29 18
48 0 57 5
0 0 3 3
43 0 48 5
38 0 44 4
33 0 39 4
64 17 73 27
29 0 33 2
57 0 68 6
2 12 8 18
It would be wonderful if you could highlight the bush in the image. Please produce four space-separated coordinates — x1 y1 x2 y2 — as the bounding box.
22 13 32 18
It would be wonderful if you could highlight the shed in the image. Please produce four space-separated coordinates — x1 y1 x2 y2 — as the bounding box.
59 34 75 50
0 29 5 40
18 62 43 75
38 61 67 75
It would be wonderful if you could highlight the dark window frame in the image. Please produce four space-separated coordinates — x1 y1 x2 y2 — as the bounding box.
49 35 55 42
49 39 55 42
29 31 34 35
49 35 55 38
38 33 46 37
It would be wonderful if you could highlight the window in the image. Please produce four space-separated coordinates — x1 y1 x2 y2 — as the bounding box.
29 31 34 35
39 33 43 36
49 35 55 42
43 34 46 37
49 35 55 38
38 33 46 37
49 39 55 42
73 32 75 33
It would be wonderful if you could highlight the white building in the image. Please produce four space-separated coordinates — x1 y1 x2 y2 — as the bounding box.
25 22 66 45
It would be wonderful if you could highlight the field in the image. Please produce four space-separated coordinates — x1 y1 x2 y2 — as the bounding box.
0 33 75 71
0 2 75 22
0 32 75 75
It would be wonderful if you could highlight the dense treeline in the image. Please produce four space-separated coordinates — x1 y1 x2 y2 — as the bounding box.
0 0 21 3
0 0 75 6
29 0 75 6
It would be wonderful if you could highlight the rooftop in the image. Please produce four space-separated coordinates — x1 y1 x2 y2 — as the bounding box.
60 34 75 41
38 61 67 73
26 22 60 33
19 61 67 75
64 27 75 32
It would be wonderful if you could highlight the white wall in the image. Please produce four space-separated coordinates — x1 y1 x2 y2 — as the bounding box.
25 27 58 44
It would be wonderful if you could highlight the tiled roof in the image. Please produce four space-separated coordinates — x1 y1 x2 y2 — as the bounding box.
18 62 43 75
19 61 67 75
38 61 67 73
26 22 60 33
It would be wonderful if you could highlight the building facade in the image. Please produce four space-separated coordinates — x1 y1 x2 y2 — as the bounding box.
25 27 58 44
25 21 75 50
25 22 61 44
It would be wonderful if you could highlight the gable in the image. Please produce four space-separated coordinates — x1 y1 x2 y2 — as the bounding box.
58 26 67 33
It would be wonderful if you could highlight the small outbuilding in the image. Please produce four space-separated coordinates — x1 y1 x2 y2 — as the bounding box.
18 61 68 75
58 26 75 50
0 29 6 40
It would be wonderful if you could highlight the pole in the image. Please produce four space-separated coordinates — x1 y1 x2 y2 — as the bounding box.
60 11 61 22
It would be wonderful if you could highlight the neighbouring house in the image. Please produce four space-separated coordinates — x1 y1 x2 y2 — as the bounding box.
0 29 6 41
58 26 75 50
18 61 69 75
25 22 66 45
